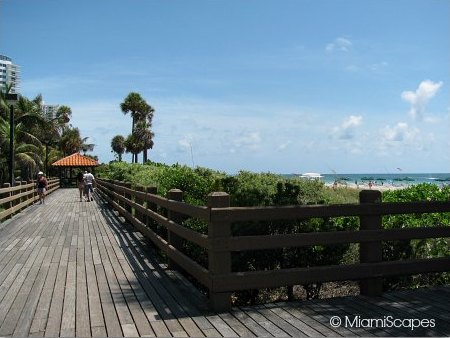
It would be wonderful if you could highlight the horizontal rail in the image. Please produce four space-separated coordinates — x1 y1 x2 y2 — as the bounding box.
101 185 209 248
211 257 450 292
0 186 34 205
0 178 60 221
211 201 450 222
208 226 450 252
100 180 209 220
0 182 34 194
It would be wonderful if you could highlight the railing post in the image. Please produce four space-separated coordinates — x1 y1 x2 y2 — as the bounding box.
17 181 22 205
104 179 114 202
135 185 145 223
123 182 133 215
21 181 27 205
359 189 383 297
2 183 12 219
146 187 157 230
31 180 37 203
207 192 232 312
109 180 116 204
27 180 33 197
167 189 184 271
114 180 125 210
12 181 20 208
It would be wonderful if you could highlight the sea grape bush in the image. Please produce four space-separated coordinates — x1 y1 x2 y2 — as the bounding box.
382 183 450 289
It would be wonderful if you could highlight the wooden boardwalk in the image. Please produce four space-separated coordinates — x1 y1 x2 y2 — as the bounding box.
0 189 448 337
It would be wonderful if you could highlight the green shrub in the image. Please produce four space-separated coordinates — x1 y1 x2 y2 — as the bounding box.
382 184 450 290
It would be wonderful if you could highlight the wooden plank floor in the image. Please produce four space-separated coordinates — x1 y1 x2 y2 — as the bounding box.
0 189 448 337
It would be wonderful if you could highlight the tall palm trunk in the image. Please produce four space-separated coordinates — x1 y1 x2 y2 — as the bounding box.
143 150 147 163
131 115 140 163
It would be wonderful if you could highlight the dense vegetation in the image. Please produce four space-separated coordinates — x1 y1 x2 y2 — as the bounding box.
382 184 450 290
0 89 154 185
97 161 360 206
99 161 449 304
0 88 94 184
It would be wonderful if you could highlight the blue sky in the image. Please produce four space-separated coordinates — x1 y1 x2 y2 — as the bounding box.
1 0 449 174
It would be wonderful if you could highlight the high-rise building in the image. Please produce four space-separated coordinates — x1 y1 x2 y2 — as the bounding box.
41 103 60 120
0 55 20 94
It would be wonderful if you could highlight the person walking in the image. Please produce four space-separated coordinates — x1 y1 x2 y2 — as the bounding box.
36 171 48 204
83 170 95 201
76 171 85 201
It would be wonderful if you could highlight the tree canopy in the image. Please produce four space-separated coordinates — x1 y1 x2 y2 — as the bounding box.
115 92 155 164
0 89 94 184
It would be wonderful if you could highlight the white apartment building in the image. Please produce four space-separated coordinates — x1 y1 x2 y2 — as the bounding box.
0 55 20 94
41 103 60 120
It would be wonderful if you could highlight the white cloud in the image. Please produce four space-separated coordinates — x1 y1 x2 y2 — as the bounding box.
342 115 363 129
326 37 352 53
370 62 388 71
333 115 363 140
376 122 420 157
233 131 262 150
381 122 419 142
423 115 440 124
401 80 443 120
277 141 292 151
345 65 360 72
178 138 192 149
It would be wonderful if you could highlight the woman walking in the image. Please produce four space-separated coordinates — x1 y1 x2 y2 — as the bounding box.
36 171 48 204
76 171 85 201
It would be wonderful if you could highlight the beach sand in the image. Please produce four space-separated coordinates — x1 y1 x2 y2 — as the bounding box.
325 181 406 192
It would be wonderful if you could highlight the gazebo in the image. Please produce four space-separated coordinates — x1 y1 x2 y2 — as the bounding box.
51 152 99 187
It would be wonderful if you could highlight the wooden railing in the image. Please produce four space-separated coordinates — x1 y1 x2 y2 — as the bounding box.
0 178 60 221
97 179 450 312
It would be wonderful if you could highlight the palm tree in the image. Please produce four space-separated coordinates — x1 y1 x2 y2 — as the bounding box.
120 92 155 163
0 89 93 182
111 135 125 161
56 105 72 122
80 137 95 155
134 121 154 163
120 92 144 163
0 93 49 181
120 92 146 132
59 127 82 156
46 147 64 171
0 83 15 120
0 111 44 181
124 133 141 163
136 103 155 163
36 103 71 175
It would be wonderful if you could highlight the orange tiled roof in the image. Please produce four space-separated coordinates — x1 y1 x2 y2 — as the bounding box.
51 152 99 167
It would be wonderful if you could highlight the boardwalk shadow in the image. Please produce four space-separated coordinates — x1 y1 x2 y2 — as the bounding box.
96 195 210 321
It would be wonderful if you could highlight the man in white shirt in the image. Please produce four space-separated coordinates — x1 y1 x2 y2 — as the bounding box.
83 170 95 201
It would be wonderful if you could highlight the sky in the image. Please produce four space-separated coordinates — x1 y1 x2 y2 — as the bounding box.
1 0 449 174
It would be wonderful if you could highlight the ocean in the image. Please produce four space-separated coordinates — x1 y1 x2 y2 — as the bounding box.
285 173 450 186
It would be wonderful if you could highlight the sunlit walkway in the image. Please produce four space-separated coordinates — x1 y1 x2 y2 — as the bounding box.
0 189 448 337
